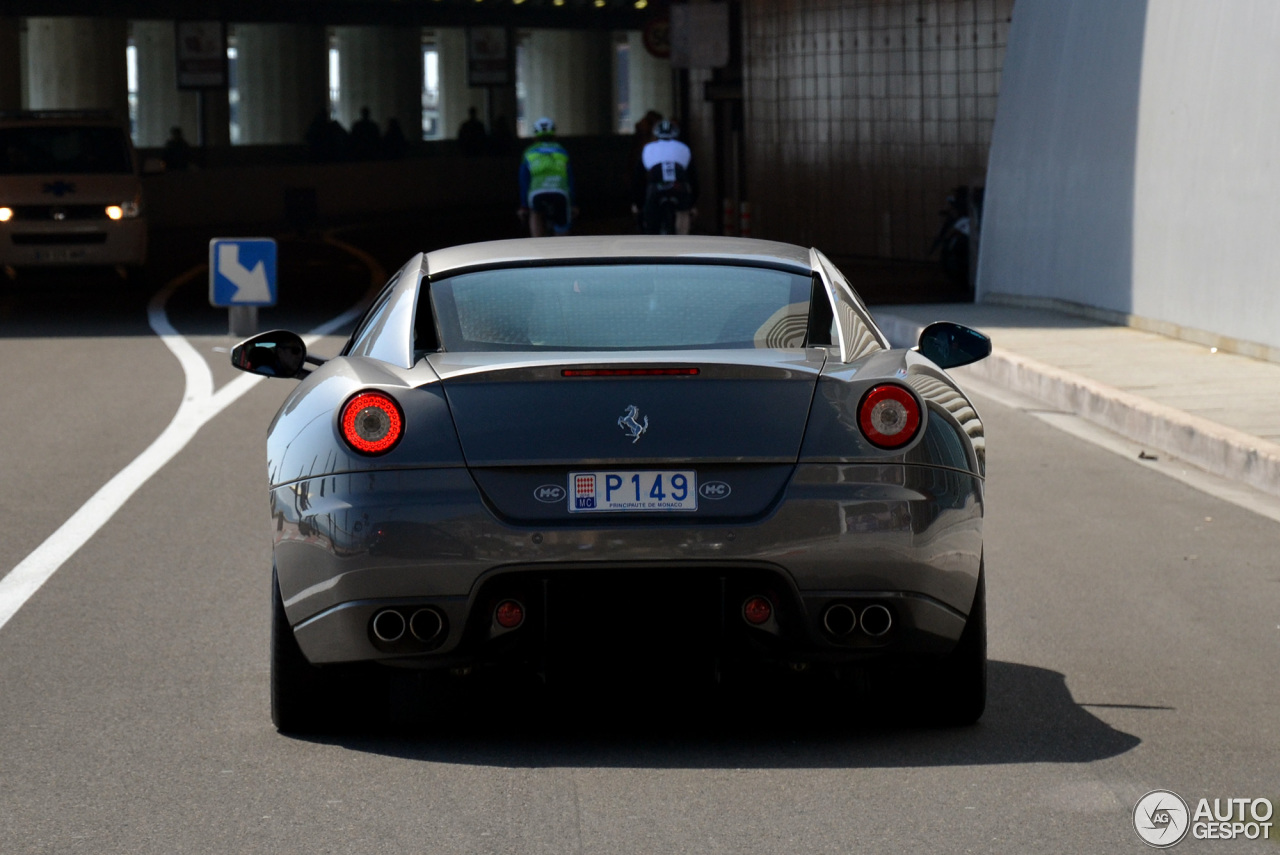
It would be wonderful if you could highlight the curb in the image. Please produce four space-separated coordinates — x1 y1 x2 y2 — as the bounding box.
876 313 1280 500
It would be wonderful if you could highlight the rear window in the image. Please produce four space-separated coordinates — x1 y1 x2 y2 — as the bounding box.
429 263 812 352
0 126 133 175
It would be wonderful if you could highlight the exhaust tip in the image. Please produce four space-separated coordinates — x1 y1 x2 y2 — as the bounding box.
860 604 893 637
371 608 406 642
822 603 857 637
409 608 444 643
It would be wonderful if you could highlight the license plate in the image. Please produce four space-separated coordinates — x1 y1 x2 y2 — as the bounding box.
568 470 697 513
33 248 87 262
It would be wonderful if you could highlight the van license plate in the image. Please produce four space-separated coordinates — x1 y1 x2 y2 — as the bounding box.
34 248 87 262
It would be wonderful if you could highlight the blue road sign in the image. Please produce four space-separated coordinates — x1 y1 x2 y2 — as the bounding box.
209 238 277 307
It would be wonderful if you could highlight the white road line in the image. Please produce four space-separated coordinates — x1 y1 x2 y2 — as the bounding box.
0 263 372 633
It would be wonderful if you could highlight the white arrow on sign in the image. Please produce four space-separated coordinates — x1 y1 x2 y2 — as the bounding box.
217 243 271 303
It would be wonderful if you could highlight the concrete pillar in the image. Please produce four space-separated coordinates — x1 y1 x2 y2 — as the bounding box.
520 29 613 137
486 83 518 145
624 30 673 129
200 89 232 149
25 17 129 121
233 23 327 145
435 28 486 140
131 21 202 148
0 18 20 111
334 25 422 141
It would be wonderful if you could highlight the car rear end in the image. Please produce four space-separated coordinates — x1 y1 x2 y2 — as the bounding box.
268 243 984 692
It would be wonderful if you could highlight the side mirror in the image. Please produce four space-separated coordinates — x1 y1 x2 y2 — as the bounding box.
230 330 309 378
917 321 992 369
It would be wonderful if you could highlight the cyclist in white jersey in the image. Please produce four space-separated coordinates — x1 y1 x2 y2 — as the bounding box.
632 120 699 235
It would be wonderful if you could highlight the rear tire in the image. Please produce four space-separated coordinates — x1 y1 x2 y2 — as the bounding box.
924 566 987 726
270 566 383 733
271 566 324 732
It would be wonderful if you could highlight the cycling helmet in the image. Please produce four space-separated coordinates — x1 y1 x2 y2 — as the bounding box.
532 117 556 138
654 119 679 140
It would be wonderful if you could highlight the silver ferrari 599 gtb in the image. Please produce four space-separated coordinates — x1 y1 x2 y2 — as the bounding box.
231 236 993 732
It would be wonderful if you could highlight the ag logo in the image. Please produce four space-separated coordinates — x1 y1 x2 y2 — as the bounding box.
1134 790 1190 848
533 484 566 503
699 481 731 500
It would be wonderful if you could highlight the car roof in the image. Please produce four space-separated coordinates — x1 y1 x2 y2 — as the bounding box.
423 236 814 279
358 238 887 370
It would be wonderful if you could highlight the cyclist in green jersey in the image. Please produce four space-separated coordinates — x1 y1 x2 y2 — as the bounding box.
517 117 576 237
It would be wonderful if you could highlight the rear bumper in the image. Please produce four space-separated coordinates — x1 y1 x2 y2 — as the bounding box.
0 219 147 266
271 462 983 666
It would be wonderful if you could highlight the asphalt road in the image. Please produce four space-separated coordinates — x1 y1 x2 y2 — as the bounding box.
0 231 1277 854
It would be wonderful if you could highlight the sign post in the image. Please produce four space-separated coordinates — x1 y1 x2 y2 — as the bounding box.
209 238 277 337
175 21 228 149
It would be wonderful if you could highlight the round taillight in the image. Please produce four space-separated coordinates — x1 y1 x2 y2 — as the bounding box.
495 600 525 629
340 391 403 454
743 595 773 625
858 384 921 449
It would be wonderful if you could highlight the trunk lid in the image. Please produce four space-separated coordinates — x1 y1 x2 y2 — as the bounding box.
429 349 826 467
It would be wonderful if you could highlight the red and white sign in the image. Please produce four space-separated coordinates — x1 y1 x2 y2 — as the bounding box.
175 21 227 90
467 27 512 87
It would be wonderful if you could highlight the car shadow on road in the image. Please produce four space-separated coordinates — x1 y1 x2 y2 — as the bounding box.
304 660 1142 769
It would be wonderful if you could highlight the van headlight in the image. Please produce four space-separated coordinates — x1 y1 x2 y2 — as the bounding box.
105 201 140 220
0 207 12 222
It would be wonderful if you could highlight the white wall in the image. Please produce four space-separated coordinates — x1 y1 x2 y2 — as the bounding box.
334 26 422 140
978 0 1280 352
24 17 130 120
435 28 487 141
132 21 201 148
977 0 1147 310
520 29 613 137
1131 3 1280 349
233 24 328 145
624 30 673 131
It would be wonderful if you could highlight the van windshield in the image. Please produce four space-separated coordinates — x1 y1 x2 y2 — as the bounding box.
0 126 133 175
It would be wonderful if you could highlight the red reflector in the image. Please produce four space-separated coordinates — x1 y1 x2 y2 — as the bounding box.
495 600 525 629
340 391 403 454
743 596 773 625
561 368 700 377
857 384 921 449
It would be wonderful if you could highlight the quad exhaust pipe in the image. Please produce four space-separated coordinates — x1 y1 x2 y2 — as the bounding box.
859 604 893 637
371 607 446 644
822 603 857 636
371 609 406 642
410 608 445 642
821 602 893 638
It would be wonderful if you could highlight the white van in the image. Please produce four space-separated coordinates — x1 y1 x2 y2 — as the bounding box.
0 111 148 271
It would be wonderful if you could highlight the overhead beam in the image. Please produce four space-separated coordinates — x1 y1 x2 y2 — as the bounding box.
2 0 659 30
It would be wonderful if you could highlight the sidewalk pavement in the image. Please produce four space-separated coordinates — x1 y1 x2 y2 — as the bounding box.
873 302 1280 500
